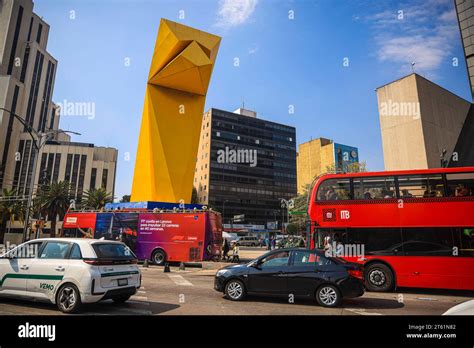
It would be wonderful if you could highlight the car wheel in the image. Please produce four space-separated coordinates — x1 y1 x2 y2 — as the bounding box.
56 283 82 314
365 263 394 292
225 279 246 301
112 295 131 303
152 249 166 265
316 284 341 308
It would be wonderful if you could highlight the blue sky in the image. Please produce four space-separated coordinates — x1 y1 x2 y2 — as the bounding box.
34 0 470 200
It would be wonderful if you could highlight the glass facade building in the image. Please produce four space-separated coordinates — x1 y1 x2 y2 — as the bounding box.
195 108 297 227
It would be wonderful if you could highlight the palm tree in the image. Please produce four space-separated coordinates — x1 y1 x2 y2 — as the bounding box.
83 187 113 210
0 188 19 243
36 181 72 238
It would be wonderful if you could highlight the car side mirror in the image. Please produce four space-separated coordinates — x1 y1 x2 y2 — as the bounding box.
251 260 261 269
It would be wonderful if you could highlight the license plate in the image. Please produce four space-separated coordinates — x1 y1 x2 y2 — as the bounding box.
118 278 128 286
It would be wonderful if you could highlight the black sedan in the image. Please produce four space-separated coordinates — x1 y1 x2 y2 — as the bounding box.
214 248 364 307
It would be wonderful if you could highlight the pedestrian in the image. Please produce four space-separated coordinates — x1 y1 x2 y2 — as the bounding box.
77 226 94 239
231 242 240 263
271 238 276 250
222 239 230 261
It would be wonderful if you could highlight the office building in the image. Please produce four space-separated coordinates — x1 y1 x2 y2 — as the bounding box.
194 107 296 227
296 138 359 194
376 73 471 170
0 0 117 237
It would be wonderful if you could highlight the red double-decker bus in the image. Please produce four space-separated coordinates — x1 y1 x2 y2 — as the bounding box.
308 167 474 292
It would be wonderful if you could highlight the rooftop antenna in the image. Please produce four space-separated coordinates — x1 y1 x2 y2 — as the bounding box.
241 96 245 109
411 61 416 73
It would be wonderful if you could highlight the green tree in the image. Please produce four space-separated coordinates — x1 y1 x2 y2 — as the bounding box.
0 189 25 243
288 184 311 233
36 181 73 238
119 194 131 203
82 187 113 210
326 161 367 174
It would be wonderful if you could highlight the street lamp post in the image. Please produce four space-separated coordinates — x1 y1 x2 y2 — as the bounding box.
279 198 294 234
0 107 80 242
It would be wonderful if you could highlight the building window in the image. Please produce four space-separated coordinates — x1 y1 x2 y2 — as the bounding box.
39 61 55 131
7 5 23 74
24 51 45 130
90 168 97 190
237 136 240 140
216 132 221 137
101 168 108 189
70 154 80 190
36 23 43 44
65 154 73 182
255 139 260 144
52 153 61 182
77 155 87 199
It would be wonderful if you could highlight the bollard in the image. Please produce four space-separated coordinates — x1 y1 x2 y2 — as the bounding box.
143 259 149 268
179 262 185 271
164 262 171 273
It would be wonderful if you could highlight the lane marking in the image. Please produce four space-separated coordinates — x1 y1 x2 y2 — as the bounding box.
130 295 148 301
345 308 383 316
167 274 194 286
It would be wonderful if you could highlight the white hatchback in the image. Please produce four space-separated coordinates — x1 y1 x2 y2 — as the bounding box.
0 238 141 313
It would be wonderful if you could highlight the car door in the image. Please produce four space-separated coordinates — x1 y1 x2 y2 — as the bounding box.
0 241 43 297
247 250 290 295
26 241 71 300
286 249 326 297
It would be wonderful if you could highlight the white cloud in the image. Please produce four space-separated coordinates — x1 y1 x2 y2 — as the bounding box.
361 0 460 74
215 0 258 29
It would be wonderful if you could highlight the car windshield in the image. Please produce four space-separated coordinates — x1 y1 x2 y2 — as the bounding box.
92 243 136 260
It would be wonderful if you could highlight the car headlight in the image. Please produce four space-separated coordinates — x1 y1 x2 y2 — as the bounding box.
216 269 229 277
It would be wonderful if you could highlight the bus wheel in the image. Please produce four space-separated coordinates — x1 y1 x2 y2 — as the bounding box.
365 263 394 292
151 249 166 265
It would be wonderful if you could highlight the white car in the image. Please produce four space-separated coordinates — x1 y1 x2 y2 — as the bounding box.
443 300 474 315
0 238 141 313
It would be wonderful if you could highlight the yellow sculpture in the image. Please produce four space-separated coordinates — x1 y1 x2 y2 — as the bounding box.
131 19 221 203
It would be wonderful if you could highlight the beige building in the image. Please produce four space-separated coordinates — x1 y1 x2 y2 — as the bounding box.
0 0 117 240
0 0 58 191
296 138 359 194
376 73 471 171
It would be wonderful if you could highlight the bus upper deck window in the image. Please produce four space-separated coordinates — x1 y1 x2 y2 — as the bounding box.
317 179 350 201
446 173 474 197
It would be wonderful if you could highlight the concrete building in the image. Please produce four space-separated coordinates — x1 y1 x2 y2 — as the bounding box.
194 107 296 228
0 0 58 191
0 0 117 239
376 73 471 171
453 0 474 166
456 0 474 99
296 138 359 194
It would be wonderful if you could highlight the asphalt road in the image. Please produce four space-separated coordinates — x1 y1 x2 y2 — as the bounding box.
0 264 472 316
